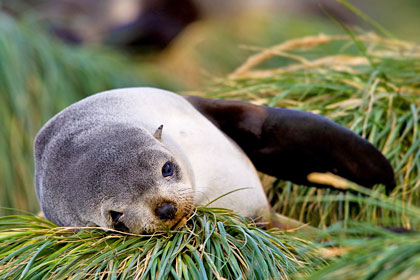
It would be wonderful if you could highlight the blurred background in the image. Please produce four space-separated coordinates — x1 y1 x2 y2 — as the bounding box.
1 0 419 215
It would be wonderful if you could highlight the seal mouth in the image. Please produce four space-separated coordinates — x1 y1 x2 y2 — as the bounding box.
171 216 188 230
169 205 193 230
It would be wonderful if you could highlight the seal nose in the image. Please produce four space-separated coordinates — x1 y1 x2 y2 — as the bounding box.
155 202 176 220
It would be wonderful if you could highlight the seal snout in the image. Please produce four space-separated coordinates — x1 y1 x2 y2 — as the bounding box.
155 202 177 221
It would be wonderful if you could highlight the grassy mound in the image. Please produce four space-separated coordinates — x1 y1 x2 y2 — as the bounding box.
0 209 323 279
203 33 420 229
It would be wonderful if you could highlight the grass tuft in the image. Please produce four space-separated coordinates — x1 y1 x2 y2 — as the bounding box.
204 33 420 229
0 208 323 279
307 222 420 279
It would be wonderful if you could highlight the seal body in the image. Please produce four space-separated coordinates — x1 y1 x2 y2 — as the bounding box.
35 88 269 233
35 87 395 233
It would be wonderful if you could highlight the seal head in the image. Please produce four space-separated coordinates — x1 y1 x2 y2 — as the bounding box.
35 107 194 233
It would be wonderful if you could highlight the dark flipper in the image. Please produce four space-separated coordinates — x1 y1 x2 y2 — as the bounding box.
185 96 395 192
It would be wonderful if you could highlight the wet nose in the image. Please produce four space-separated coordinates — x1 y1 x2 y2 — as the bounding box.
155 202 176 220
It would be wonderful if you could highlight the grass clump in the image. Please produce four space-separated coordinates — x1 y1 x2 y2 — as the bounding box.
307 222 420 279
0 208 323 279
204 33 420 229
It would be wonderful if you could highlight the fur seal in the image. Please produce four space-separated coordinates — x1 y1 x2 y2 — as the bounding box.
34 87 395 233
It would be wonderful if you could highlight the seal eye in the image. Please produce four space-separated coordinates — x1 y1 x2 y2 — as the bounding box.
162 161 174 177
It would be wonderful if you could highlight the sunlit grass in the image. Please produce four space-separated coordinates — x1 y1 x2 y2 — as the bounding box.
0 208 323 279
1 4 420 278
307 221 420 279
203 33 420 229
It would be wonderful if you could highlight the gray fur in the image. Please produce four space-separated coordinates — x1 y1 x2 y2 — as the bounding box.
34 91 194 233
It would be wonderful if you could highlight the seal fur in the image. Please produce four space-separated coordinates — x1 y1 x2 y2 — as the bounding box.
35 87 395 233
34 88 269 233
185 96 396 191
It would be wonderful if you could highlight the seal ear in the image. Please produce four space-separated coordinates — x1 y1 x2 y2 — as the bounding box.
185 96 395 192
154 124 163 140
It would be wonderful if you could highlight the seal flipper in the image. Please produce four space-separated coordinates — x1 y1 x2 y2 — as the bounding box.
185 96 395 192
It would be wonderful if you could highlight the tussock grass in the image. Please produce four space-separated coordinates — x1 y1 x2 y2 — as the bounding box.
307 222 420 279
204 32 420 229
1 6 420 279
0 208 323 279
